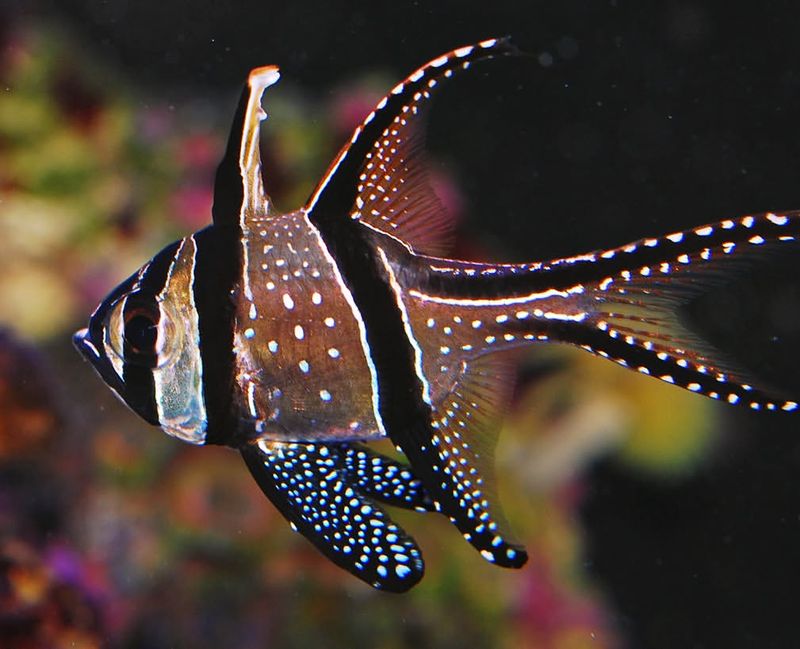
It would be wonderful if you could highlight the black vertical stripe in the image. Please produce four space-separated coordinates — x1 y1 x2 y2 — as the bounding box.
313 219 431 452
121 240 181 425
192 225 240 445
205 71 257 440
302 43 520 436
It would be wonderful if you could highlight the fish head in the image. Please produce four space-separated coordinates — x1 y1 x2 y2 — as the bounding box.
74 236 209 444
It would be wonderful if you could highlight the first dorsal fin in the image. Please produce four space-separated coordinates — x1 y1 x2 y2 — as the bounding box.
212 66 280 227
304 38 520 254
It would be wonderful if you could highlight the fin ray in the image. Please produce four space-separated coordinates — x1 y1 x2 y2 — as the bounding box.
417 211 800 411
570 212 800 411
393 354 528 568
304 38 519 253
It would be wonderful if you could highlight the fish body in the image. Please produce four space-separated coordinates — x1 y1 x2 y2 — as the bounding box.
74 39 800 591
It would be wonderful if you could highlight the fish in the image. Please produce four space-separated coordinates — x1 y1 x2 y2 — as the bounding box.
73 37 800 592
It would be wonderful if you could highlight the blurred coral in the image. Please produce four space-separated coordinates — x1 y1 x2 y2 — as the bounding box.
0 22 222 339
0 329 63 459
0 540 107 649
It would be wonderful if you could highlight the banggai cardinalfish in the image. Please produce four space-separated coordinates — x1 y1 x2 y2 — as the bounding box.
74 38 800 592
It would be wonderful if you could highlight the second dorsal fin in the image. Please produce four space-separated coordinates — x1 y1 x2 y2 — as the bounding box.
305 38 520 255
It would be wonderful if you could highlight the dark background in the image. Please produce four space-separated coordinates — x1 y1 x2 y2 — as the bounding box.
7 1 800 647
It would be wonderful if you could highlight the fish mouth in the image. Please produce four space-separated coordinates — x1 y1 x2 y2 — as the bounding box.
73 327 101 363
73 326 130 406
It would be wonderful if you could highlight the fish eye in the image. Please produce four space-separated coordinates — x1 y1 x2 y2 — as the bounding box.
104 293 183 368
124 305 159 360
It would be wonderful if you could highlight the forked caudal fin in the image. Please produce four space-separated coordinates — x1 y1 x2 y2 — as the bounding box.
423 211 800 412
575 212 799 411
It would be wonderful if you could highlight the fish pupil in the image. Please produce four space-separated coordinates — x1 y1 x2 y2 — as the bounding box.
123 305 160 365
126 314 156 350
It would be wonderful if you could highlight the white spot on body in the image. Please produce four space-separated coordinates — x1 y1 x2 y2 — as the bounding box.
294 324 305 340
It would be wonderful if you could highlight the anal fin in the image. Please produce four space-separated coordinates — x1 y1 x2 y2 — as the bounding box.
397 354 528 568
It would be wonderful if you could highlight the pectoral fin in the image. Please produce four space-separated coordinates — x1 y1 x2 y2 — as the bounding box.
241 439 428 592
